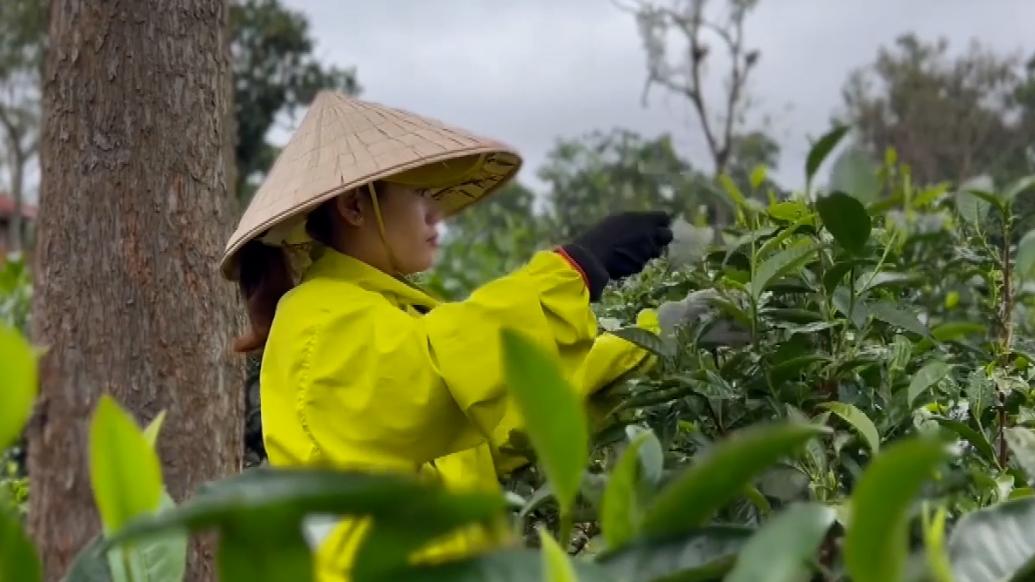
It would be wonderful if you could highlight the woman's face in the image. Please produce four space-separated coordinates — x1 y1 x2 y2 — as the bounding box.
376 182 443 274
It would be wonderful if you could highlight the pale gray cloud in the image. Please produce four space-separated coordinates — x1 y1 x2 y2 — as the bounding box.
279 0 1035 191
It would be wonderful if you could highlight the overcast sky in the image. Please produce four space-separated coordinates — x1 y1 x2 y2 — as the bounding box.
276 0 1034 191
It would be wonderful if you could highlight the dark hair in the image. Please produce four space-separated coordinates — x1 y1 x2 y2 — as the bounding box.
232 198 342 353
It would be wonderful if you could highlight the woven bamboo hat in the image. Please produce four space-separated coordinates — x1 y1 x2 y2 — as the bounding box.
220 91 522 279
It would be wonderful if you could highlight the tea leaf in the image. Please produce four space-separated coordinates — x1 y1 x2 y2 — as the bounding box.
816 191 871 253
749 165 768 190
142 411 167 449
1016 230 1035 283
844 439 951 582
948 498 1035 582
725 503 835 582
599 526 751 582
601 430 658 549
908 362 951 407
641 423 827 540
107 469 503 550
751 241 819 300
89 395 163 533
1005 427 1035 483
501 329 588 516
820 402 880 454
830 149 881 204
0 325 37 449
1004 175 1035 203
540 530 578 582
934 418 997 466
806 126 849 183
0 507 41 582
608 327 676 360
869 301 929 337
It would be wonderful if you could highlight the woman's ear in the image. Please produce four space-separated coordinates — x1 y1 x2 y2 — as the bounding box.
335 192 365 227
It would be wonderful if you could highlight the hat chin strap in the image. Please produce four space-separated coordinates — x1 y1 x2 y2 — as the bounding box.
367 182 403 275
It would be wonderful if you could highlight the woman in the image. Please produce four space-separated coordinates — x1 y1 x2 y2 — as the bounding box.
221 91 672 581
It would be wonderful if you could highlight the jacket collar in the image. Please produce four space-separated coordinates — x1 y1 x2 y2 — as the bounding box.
303 247 440 311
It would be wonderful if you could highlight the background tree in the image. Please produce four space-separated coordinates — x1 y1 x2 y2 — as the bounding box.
28 1 242 579
618 0 764 223
0 0 45 253
539 129 708 240
843 34 1033 186
231 0 360 201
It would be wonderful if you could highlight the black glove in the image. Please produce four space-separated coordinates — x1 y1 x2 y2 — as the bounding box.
563 211 674 301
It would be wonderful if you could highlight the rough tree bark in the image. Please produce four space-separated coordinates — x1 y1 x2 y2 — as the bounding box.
28 1 242 580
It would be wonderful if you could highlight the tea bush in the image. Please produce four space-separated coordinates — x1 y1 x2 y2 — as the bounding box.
4 129 1035 581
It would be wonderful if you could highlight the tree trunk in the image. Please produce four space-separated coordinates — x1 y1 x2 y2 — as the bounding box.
28 1 242 580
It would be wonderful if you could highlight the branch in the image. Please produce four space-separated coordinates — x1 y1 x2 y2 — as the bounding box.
718 8 748 173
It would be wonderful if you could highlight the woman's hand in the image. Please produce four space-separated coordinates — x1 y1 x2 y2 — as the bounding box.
562 211 674 300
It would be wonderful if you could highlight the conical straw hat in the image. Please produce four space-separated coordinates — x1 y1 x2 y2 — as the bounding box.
220 91 522 279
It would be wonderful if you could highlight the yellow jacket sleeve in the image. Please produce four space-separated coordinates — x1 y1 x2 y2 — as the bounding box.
292 250 599 470
489 308 660 475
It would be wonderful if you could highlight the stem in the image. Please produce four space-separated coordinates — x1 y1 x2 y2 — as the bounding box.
999 211 1014 356
558 511 574 551
998 399 1008 468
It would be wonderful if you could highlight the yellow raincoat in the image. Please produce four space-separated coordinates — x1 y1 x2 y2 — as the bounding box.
260 247 655 581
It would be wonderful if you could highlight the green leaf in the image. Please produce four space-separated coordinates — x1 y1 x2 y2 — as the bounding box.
955 176 995 224
908 362 951 407
540 530 578 582
601 431 656 549
0 507 41 582
816 191 872 253
501 329 589 517
599 526 752 582
1016 230 1035 284
948 497 1035 582
1005 427 1035 483
66 537 112 582
770 355 831 384
857 271 921 293
750 241 819 300
819 402 880 454
832 287 870 329
108 493 187 582
720 174 751 222
108 469 504 549
922 504 954 582
218 520 312 582
830 149 881 203
823 259 874 294
868 301 930 337
725 503 835 582
0 325 37 449
913 182 951 209
844 438 951 582
1004 175 1035 203
90 395 163 534
805 125 849 183
933 418 997 466
964 190 1005 214
397 549 612 582
768 200 809 222
608 327 676 360
749 165 768 190
142 411 166 449
932 322 987 342
641 423 828 540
